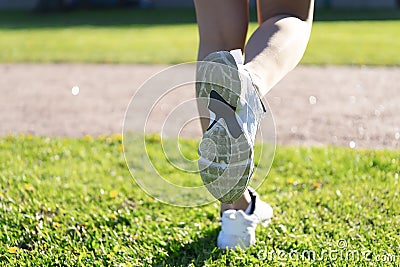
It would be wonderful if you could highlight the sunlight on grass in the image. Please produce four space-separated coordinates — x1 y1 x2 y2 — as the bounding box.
0 135 399 265
0 18 399 65
302 21 400 65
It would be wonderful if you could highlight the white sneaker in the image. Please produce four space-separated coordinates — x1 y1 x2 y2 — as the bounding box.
197 50 266 203
217 188 273 250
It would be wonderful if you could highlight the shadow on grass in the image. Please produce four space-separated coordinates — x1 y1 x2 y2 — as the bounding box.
153 227 222 266
0 8 400 30
0 8 197 29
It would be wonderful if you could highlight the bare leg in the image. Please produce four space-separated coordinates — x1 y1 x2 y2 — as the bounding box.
245 0 315 96
194 0 249 61
194 0 314 213
194 0 251 212
194 0 249 132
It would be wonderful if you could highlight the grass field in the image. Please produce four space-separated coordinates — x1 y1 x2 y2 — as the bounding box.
0 135 399 266
1 7 399 267
0 8 400 65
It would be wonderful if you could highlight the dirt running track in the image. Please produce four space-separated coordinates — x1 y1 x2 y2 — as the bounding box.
0 64 399 150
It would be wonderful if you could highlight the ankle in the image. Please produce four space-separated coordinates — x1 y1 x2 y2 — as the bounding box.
220 190 251 213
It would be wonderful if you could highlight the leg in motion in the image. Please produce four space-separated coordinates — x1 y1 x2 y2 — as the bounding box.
194 0 249 62
245 0 315 96
195 0 252 210
194 0 249 132
194 0 315 250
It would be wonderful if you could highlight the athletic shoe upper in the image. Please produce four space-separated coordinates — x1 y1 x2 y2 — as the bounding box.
217 188 273 250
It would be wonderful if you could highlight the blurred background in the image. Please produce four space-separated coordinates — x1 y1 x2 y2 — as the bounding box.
0 0 399 11
0 1 399 265
0 0 399 148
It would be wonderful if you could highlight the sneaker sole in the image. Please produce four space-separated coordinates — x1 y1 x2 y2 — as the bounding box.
197 51 253 203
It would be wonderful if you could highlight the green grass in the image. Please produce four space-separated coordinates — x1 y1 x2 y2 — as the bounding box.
0 9 400 65
0 134 399 266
